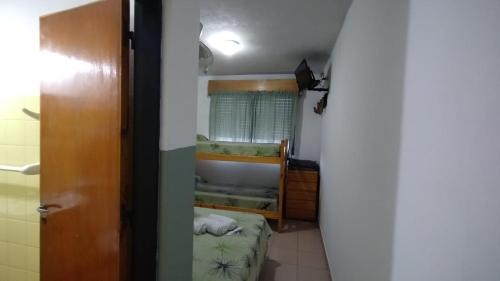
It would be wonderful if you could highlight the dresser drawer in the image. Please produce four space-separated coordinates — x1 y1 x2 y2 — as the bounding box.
287 190 317 201
286 208 316 221
286 199 316 211
285 168 319 221
287 181 317 192
287 170 318 183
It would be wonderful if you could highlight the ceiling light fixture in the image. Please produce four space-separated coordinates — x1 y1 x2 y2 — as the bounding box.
208 32 243 56
214 39 241 56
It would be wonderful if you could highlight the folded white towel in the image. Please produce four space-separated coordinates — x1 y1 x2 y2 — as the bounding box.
207 214 235 225
193 214 237 236
206 214 237 236
226 226 243 236
193 217 209 235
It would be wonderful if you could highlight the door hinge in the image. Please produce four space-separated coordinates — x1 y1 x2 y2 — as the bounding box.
128 31 135 50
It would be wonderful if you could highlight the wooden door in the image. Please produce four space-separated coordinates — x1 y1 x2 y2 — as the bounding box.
40 1 129 280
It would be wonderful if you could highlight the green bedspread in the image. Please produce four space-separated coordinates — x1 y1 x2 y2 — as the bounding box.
196 182 278 199
196 140 280 157
193 207 272 281
195 191 277 211
195 182 278 211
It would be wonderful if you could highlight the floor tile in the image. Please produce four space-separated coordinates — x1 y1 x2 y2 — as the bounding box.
260 261 297 281
298 251 328 269
297 266 331 281
283 220 318 232
260 220 329 281
298 229 324 252
271 232 298 250
268 247 298 265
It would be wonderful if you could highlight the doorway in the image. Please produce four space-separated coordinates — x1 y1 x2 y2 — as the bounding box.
0 1 163 280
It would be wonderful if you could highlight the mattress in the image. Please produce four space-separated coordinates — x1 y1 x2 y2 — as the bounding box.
193 207 272 281
195 182 278 211
196 140 280 157
196 182 278 198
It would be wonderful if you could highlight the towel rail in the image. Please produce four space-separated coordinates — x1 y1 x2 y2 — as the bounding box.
22 108 40 120
0 109 40 176
0 163 40 175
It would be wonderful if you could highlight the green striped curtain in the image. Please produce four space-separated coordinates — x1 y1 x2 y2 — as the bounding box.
209 91 298 144
209 93 254 142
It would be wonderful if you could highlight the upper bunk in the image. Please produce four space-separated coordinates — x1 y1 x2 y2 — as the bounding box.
196 79 296 165
196 139 288 164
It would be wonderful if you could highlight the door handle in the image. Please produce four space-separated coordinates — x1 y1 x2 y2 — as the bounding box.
37 205 50 219
37 204 62 219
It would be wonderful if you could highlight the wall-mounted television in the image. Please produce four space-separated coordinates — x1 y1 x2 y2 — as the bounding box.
294 59 320 91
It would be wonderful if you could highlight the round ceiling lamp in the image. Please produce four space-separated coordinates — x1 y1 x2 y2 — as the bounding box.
208 31 243 56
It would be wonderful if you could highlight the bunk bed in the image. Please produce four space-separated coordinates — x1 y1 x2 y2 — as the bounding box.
195 139 288 231
195 79 298 232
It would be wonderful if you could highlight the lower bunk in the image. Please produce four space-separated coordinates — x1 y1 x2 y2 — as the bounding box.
195 182 278 211
193 207 272 281
194 181 283 230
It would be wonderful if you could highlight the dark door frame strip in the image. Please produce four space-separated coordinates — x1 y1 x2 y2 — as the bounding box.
131 0 162 280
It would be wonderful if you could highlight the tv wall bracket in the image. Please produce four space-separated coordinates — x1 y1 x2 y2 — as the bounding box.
308 77 329 93
311 77 329 115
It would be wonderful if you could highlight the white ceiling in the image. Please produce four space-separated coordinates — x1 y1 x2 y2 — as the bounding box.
200 0 352 75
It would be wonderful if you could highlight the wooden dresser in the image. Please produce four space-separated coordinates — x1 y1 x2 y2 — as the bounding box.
285 169 319 221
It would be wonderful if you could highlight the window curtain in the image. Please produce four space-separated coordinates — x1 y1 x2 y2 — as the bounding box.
209 91 298 144
209 92 254 142
252 92 298 143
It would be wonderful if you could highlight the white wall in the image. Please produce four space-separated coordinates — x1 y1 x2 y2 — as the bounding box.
160 0 199 151
196 160 280 186
321 0 500 280
294 87 323 162
391 1 500 280
0 1 96 102
196 76 212 137
197 74 322 162
318 1 408 281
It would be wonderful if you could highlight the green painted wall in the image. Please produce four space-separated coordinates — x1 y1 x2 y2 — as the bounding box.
157 146 195 281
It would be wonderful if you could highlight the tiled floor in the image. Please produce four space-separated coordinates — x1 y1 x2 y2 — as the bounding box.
259 220 331 281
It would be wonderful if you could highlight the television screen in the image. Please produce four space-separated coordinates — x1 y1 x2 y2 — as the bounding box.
294 59 318 91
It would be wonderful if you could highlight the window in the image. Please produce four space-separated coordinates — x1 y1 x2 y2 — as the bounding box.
209 91 298 144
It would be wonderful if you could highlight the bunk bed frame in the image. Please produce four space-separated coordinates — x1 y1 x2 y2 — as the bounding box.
196 79 298 232
196 139 288 232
